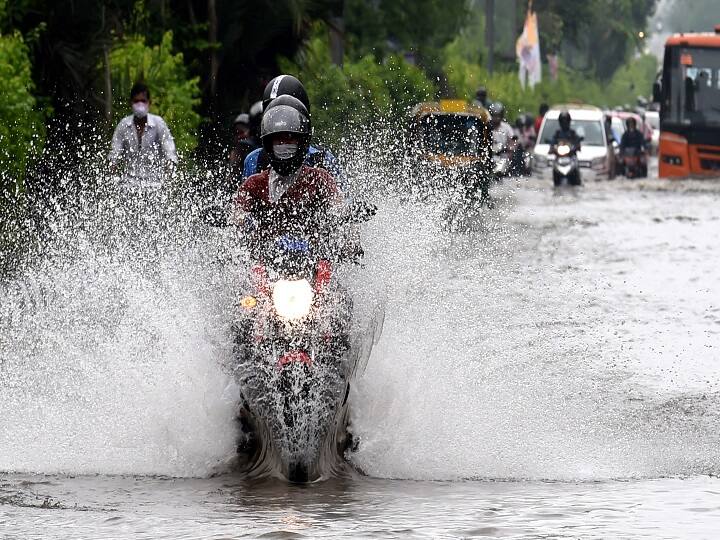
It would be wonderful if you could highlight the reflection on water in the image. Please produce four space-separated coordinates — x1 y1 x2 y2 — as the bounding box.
2 473 720 538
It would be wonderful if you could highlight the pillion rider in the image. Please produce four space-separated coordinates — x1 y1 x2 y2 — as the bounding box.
241 75 345 191
235 95 351 260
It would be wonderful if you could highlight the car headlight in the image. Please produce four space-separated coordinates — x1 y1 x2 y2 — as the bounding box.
591 157 606 170
272 279 314 320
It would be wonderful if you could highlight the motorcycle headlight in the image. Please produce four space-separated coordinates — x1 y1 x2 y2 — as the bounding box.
272 279 314 320
557 144 571 156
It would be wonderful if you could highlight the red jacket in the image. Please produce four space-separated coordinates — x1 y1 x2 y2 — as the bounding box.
236 165 341 252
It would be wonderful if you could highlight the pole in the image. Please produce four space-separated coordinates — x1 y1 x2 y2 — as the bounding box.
328 1 345 67
486 0 495 74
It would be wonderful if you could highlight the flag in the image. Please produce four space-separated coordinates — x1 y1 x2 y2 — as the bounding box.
516 4 542 89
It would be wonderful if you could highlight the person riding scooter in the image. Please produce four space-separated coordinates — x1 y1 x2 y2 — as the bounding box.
550 111 582 187
551 111 582 149
242 75 344 190
235 96 345 260
489 102 521 177
619 117 648 178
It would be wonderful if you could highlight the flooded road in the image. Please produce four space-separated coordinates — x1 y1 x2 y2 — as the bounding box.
2 173 720 538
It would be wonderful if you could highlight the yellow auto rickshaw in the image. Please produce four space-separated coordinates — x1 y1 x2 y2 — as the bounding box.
407 99 494 203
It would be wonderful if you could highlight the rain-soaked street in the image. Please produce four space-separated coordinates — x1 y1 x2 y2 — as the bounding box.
2 168 720 538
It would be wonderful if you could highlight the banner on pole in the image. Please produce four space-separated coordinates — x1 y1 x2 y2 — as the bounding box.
516 3 542 89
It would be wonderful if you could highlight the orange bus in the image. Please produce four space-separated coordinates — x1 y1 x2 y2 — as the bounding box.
656 25 720 178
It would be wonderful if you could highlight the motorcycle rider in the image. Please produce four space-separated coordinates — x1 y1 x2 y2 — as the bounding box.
619 117 647 177
108 82 177 189
619 117 646 156
228 113 256 178
235 96 347 260
489 102 523 176
551 111 582 149
242 75 344 190
489 102 515 151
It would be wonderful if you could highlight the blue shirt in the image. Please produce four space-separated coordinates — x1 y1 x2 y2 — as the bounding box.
242 145 346 192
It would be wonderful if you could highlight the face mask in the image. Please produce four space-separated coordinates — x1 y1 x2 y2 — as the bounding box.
273 143 298 160
132 102 149 119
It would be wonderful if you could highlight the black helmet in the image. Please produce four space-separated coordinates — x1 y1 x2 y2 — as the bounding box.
260 98 311 176
558 111 571 130
262 94 309 118
475 86 488 100
248 100 264 137
262 75 310 112
626 116 637 130
489 101 505 118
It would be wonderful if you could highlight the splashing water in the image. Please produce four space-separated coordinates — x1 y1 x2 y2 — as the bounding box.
1 142 720 482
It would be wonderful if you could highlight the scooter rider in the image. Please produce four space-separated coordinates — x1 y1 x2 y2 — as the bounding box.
551 111 582 149
619 117 646 155
489 102 515 150
235 96 345 260
242 75 344 189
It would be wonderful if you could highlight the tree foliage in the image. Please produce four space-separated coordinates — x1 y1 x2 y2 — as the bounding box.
279 23 436 145
0 30 44 192
107 31 201 154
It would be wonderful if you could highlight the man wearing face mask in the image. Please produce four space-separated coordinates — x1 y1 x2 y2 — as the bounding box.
235 95 346 260
242 75 344 191
108 82 178 189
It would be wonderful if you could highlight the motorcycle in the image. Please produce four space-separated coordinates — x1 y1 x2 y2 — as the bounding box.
550 139 582 187
621 146 648 179
230 204 383 483
492 141 512 179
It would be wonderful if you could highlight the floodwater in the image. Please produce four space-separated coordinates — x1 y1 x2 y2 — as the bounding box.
2 168 720 538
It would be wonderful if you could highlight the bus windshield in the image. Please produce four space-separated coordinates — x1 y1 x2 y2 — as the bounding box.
666 46 720 128
419 114 484 156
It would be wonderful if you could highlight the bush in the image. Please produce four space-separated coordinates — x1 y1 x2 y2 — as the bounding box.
0 31 45 193
107 31 202 154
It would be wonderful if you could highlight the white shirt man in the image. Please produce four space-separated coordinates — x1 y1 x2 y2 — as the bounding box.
108 85 178 189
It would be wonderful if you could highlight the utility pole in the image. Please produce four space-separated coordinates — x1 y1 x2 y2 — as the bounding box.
208 0 219 99
510 0 519 58
328 0 345 66
486 0 495 74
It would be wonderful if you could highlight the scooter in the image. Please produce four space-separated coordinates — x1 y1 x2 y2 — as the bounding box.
621 147 648 178
550 139 582 187
230 205 383 483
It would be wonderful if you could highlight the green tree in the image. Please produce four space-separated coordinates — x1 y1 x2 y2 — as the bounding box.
280 23 436 145
0 25 45 192
345 0 468 65
107 30 201 154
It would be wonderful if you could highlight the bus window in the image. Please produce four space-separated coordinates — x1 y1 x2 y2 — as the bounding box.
670 47 720 127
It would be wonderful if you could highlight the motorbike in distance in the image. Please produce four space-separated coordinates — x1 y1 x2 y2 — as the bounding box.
550 138 582 187
621 146 648 178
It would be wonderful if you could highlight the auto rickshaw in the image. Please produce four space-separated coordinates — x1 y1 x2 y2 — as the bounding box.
407 99 494 205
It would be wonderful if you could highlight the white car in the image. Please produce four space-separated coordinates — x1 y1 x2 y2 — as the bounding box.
532 105 616 181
